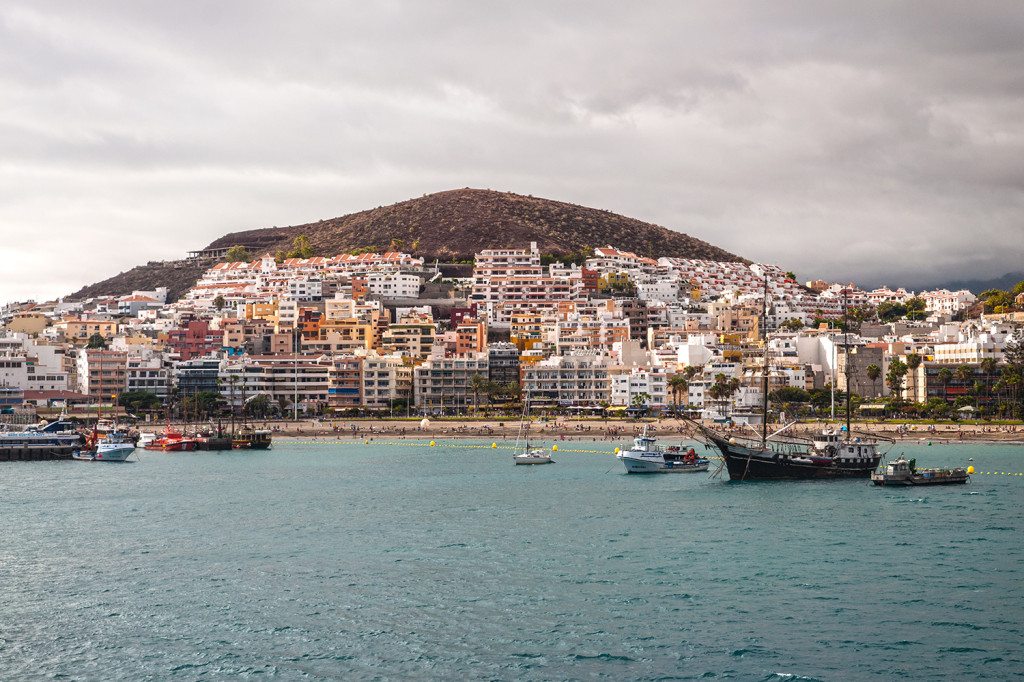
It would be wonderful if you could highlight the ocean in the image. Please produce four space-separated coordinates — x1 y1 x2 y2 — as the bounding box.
1 441 1021 680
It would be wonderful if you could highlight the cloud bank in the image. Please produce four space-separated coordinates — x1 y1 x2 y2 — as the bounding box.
1 1 1022 302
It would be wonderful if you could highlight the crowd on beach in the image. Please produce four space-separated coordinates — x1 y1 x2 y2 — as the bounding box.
219 416 1024 445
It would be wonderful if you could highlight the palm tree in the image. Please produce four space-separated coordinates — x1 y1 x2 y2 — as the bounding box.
668 374 690 413
979 357 999 416
468 373 488 414
905 353 922 405
866 364 881 398
937 367 953 405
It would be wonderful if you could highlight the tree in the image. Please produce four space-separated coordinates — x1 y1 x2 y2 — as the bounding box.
905 297 928 321
286 235 314 259
244 394 274 419
668 374 690 412
876 301 907 323
886 358 908 406
118 390 162 415
469 373 488 413
182 391 223 419
213 294 226 312
905 353 923 403
224 245 252 262
866 364 882 397
937 367 953 404
979 357 999 416
781 318 804 332
769 386 810 403
86 333 108 349
630 392 652 411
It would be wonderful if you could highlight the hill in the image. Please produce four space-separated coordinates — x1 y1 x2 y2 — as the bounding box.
205 189 745 263
68 260 209 303
921 271 1024 295
70 189 747 300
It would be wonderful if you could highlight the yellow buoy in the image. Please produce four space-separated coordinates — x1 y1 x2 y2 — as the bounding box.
551 444 559 452
967 465 975 474
491 442 497 448
429 440 436 447
614 447 621 454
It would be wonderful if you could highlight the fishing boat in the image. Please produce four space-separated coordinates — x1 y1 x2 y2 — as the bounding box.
513 394 554 465
73 431 136 462
617 426 709 473
0 420 83 461
695 279 890 481
871 458 969 486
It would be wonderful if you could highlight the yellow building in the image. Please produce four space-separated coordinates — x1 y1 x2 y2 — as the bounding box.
64 319 119 344
7 312 48 335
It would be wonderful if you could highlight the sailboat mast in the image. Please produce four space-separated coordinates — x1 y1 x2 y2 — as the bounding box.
843 290 852 439
761 272 769 447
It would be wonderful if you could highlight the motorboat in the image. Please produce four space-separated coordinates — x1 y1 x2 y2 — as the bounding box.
617 426 709 473
73 431 136 462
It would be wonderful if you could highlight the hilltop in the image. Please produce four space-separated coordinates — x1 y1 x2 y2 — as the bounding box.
205 189 745 263
70 189 746 301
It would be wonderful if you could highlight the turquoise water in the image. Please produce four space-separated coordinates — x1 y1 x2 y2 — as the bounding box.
2 441 1022 680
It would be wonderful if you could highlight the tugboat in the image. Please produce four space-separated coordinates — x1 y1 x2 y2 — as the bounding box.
694 281 890 481
617 426 709 473
871 458 969 486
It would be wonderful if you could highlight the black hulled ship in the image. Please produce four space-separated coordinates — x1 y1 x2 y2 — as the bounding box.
695 279 890 481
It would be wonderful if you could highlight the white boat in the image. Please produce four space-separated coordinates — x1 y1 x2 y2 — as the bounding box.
513 394 554 465
73 431 136 462
137 432 157 448
617 426 709 474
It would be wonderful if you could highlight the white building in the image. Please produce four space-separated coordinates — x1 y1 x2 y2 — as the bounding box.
610 366 669 408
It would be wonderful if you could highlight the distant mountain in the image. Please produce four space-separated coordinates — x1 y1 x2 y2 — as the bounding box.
205 188 746 263
70 188 747 301
921 271 1024 295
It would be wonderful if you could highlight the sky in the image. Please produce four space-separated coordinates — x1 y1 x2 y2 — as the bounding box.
2 1 1022 304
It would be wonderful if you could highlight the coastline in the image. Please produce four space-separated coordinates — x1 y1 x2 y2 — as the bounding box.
162 418 1024 445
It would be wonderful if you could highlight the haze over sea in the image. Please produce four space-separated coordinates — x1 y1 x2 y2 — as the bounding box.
2 442 1021 680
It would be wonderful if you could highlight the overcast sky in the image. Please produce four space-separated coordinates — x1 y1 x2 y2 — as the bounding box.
2 1 1022 304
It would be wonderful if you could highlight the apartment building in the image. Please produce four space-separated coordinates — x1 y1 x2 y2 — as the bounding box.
413 353 489 411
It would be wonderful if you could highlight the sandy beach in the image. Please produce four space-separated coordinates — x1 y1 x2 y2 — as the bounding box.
166 418 1024 445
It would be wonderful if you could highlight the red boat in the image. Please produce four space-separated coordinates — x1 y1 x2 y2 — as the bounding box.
144 429 198 452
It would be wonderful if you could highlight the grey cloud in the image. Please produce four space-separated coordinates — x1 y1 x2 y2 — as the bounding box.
1 1 1022 302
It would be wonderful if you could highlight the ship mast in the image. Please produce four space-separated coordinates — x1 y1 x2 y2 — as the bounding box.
843 289 852 440
761 272 769 448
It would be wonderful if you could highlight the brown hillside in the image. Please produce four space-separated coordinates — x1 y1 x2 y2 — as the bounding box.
68 260 209 303
207 189 746 263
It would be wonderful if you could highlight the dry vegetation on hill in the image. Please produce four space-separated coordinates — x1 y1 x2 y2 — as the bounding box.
207 188 745 263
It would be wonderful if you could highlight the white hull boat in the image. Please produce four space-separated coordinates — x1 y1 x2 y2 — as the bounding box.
514 449 555 465
73 432 136 462
617 427 708 474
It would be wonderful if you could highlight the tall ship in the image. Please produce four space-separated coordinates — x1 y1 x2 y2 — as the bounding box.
0 420 83 461
695 279 890 481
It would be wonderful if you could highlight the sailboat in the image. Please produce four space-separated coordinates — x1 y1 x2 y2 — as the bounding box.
513 394 554 465
694 278 890 480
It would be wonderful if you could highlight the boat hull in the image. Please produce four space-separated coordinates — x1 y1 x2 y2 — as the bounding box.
73 444 135 462
619 455 709 474
871 475 969 486
707 434 878 481
514 456 555 465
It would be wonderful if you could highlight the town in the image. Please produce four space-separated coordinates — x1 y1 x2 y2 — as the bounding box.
2 238 1023 426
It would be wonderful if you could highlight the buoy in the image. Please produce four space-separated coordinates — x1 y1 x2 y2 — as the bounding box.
364 439 368 445
927 441 932 446
429 440 436 447
967 466 975 475
614 447 621 454
491 442 497 448
551 444 558 452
